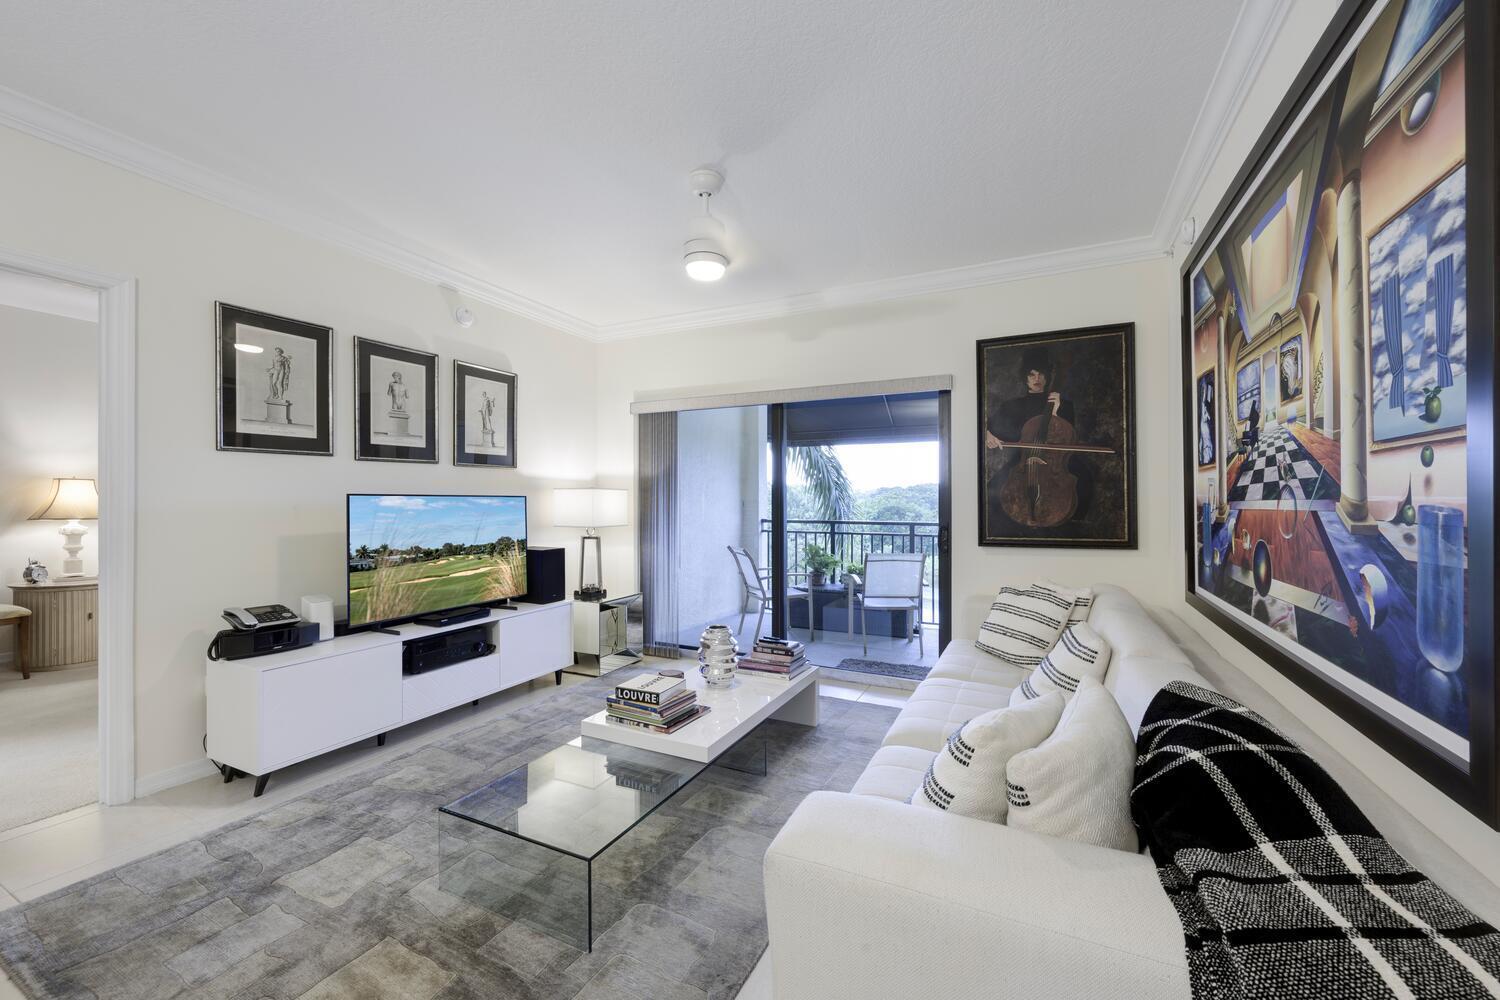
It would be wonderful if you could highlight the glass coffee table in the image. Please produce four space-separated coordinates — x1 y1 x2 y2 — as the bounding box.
437 734 763 951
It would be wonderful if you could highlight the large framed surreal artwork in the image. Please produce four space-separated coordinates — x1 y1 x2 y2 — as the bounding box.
977 323 1137 549
1181 0 1498 823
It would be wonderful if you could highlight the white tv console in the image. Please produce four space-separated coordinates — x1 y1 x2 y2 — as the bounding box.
206 601 572 796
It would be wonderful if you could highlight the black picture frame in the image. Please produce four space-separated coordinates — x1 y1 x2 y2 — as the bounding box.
976 323 1138 549
354 336 438 463
1180 0 1498 826
215 302 333 456
453 360 517 468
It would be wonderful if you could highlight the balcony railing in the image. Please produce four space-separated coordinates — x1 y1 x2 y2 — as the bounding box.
760 518 941 626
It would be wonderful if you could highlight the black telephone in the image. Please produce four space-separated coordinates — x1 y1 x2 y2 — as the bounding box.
222 604 300 631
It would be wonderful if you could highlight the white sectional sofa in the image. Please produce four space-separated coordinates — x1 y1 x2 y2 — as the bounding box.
762 584 1500 1000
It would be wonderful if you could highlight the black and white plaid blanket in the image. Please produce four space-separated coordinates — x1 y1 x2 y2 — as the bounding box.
1131 681 1500 1000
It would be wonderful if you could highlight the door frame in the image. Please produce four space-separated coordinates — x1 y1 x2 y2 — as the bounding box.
0 246 137 806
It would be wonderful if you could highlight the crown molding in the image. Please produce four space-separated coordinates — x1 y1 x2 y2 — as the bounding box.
1151 0 1296 254
594 234 1165 341
0 0 1279 349
0 86 599 340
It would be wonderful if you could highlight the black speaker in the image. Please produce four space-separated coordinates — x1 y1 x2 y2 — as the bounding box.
521 546 566 604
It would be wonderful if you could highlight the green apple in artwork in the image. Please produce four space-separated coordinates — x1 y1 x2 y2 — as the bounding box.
1421 387 1443 423
1399 502 1417 525
1420 445 1435 468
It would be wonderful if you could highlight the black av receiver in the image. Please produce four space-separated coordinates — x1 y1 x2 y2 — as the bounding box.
403 625 495 675
208 622 320 661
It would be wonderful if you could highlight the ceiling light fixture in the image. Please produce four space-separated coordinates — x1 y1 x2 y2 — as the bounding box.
684 167 729 282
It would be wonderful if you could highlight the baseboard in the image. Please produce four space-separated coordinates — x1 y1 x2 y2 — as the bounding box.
135 758 220 798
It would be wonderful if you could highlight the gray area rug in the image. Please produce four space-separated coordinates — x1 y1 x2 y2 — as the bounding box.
0 674 897 999
831 658 929 684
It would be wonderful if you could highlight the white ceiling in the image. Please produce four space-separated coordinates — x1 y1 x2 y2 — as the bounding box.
0 0 1251 336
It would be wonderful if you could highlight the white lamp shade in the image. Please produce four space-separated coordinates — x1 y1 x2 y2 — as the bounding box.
553 488 629 528
29 477 99 521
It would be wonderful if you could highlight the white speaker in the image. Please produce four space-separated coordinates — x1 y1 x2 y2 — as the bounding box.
300 594 334 641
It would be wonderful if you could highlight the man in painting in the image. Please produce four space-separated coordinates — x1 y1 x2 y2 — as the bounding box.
1199 379 1215 466
478 389 496 447
266 347 291 402
386 371 409 414
1245 399 1261 452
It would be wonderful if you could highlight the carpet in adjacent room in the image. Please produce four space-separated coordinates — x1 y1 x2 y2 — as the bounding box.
0 664 97 833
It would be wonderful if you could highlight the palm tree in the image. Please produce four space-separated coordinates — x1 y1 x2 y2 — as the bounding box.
786 445 854 520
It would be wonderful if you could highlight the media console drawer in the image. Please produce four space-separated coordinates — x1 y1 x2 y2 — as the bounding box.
401 653 500 724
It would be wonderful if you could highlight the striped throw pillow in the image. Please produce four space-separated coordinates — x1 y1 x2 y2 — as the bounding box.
911 691 1065 823
975 585 1071 668
1037 580 1095 623
1009 621 1112 706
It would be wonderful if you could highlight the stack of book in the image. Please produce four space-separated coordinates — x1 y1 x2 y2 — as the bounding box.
606 672 709 734
739 636 809 680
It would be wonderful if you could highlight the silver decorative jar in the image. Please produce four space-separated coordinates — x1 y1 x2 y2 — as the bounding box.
698 625 739 687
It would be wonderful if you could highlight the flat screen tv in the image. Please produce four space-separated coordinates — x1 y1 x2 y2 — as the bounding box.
346 493 527 629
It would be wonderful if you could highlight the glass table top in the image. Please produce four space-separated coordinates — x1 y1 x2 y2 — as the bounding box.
439 736 708 861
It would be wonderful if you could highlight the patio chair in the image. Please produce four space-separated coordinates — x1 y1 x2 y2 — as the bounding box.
729 545 773 644
859 551 926 656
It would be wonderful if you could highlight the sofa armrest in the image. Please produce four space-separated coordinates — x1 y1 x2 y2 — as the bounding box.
764 791 1189 1000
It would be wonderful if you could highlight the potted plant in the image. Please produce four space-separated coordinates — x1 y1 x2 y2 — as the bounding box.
843 561 865 587
804 543 839 587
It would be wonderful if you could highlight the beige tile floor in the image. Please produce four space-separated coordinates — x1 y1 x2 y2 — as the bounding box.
0 672 910 999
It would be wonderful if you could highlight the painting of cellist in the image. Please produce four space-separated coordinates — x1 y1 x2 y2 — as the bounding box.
976 323 1137 548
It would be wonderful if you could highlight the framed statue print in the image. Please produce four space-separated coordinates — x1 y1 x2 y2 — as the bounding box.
354 337 438 463
976 323 1137 549
215 302 333 456
1181 0 1498 825
453 360 517 468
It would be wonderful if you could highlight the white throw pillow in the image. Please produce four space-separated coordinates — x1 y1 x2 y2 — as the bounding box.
1009 622 1113 706
911 692 1065 823
975 585 1071 669
1005 676 1138 852
1038 580 1095 623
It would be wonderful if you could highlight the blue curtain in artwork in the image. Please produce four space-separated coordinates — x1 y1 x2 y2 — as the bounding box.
1432 254 1455 389
1381 275 1405 413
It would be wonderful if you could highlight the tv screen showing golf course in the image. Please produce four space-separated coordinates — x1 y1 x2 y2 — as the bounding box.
347 494 527 627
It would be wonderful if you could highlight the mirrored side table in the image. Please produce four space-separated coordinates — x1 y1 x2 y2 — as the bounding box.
567 592 642 676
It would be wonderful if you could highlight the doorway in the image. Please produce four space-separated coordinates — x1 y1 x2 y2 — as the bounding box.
0 249 136 811
661 386 952 684
0 268 100 831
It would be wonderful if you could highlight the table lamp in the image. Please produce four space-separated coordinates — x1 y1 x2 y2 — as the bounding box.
553 488 628 601
29 477 99 578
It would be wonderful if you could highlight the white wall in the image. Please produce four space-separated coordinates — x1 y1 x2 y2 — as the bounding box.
1169 0 1500 883
594 256 1179 642
0 123 597 786
0 303 99 657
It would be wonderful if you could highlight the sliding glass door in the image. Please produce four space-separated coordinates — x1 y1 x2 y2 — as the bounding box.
640 384 951 678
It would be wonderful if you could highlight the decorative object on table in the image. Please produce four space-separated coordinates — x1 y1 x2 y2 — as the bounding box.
802 542 838 587
353 336 438 462
452 360 516 468
1133 681 1500 1000
553 487 629 601
215 302 334 456
28 477 97 577
607 670 706 733
977 323 1137 548
740 636 808 681
697 624 739 687
1181 0 1498 825
20 559 47 585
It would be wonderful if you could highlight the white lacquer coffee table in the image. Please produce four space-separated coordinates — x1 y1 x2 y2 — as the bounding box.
581 665 820 763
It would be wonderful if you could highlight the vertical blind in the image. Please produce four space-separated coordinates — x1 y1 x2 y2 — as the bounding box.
636 411 680 658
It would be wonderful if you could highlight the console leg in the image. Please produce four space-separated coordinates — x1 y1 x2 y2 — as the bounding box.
555 670 563 685
376 732 386 747
253 774 269 797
